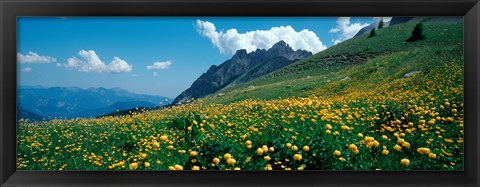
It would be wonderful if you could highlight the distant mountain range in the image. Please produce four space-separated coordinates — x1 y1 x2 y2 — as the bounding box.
173 40 312 104
18 86 171 120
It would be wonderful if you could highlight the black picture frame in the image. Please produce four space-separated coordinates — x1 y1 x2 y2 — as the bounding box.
1 0 479 186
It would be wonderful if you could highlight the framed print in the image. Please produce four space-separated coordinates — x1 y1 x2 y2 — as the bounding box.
1 0 479 186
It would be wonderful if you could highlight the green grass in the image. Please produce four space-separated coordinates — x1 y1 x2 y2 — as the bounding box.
17 22 464 171
202 23 463 104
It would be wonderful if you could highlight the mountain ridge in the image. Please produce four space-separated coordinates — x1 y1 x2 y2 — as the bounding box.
18 86 172 119
173 40 312 104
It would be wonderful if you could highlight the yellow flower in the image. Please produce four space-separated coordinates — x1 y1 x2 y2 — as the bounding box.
262 145 269 152
286 143 292 148
174 164 184 170
401 142 410 148
293 154 302 161
192 166 200 170
152 142 160 148
246 140 252 145
269 147 275 152
144 162 150 168
416 147 431 154
227 158 237 165
159 135 168 141
333 150 341 157
326 124 332 130
302 146 310 152
400 158 410 166
357 133 363 138
393 144 402 152
246 144 252 149
372 140 380 147
348 144 358 151
213 157 220 164
224 153 232 159
297 166 304 170
291 145 299 151
234 167 241 170
256 148 264 155
155 160 161 164
129 162 138 170
428 153 437 159
382 149 389 155
190 151 198 157
264 156 271 161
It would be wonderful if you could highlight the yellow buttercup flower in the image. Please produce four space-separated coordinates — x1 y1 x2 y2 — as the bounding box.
174 164 184 170
227 158 236 165
190 151 198 157
256 148 264 155
382 149 389 155
333 150 341 157
393 144 402 152
293 154 302 161
417 147 431 155
129 162 138 170
303 146 310 152
400 158 410 166
213 157 220 164
286 143 292 148
292 145 299 151
262 145 269 152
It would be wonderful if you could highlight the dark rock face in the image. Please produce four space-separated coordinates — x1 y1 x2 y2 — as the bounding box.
389 17 415 26
173 41 312 104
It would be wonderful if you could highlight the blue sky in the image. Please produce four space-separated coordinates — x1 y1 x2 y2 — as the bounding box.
17 17 386 98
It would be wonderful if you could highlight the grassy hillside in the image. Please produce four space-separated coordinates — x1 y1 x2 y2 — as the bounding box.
202 23 463 104
17 22 464 171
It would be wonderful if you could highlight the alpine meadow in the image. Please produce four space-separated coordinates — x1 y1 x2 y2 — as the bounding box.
17 17 464 171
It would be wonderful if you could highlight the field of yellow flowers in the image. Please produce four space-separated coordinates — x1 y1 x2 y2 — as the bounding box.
17 53 464 170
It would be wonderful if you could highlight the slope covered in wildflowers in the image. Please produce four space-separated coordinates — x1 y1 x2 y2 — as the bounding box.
17 22 463 170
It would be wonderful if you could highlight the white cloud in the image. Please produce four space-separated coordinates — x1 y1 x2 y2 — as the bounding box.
60 50 132 73
147 60 172 70
17 52 56 63
21 67 32 73
153 71 158 77
195 20 327 55
329 17 370 44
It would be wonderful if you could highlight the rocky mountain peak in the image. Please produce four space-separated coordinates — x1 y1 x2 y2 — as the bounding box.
172 40 313 104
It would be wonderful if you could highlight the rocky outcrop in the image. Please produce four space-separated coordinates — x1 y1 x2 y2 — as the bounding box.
173 41 312 104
